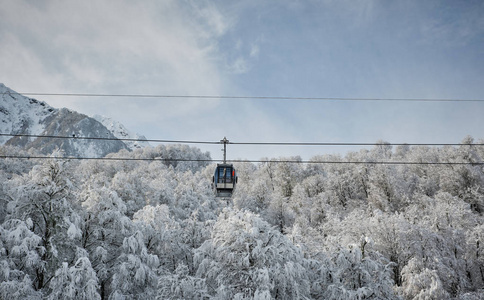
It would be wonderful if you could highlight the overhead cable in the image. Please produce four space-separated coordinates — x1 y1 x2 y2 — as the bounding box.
229 141 484 146
1 155 483 165
1 133 483 147
2 91 484 102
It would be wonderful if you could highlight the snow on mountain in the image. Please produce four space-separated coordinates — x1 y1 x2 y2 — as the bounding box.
93 114 150 150
0 83 147 157
0 83 54 145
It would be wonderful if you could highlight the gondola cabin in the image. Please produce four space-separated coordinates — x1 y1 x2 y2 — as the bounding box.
213 163 237 197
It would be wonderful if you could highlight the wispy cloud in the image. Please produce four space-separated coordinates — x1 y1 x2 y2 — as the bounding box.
1 1 233 91
0 0 236 123
419 6 484 48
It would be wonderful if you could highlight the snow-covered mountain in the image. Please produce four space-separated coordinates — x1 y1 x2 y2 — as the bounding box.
93 114 150 150
0 83 149 157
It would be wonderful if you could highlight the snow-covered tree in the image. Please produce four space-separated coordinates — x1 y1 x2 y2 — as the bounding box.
324 240 398 300
48 255 100 300
195 209 310 299
157 264 209 300
173 171 210 220
465 224 484 290
234 174 272 215
272 157 304 198
110 231 159 299
111 170 147 216
133 205 185 272
79 186 132 298
398 257 450 299
0 218 43 299
402 192 476 296
6 158 82 291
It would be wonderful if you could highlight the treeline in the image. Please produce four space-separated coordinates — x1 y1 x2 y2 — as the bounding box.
0 137 483 299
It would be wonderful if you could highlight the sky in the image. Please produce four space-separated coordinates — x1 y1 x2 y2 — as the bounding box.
1 0 484 161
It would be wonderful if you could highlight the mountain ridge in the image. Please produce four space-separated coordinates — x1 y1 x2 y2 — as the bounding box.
0 83 149 157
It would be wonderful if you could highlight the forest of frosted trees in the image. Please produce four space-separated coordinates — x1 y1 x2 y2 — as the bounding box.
1 137 484 299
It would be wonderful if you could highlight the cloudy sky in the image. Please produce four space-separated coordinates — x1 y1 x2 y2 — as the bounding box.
1 0 484 160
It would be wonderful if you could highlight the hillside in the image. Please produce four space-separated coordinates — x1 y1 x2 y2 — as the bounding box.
0 83 147 157
0 139 483 299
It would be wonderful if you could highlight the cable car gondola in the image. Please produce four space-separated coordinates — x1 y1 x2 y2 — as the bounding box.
212 137 237 197
213 163 237 197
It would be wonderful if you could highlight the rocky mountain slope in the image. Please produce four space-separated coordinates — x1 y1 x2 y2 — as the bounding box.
0 83 148 157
